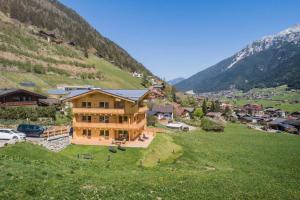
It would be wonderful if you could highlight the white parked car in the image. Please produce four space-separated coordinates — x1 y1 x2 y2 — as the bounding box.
0 129 26 140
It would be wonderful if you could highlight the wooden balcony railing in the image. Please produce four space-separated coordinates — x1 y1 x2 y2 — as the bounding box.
0 101 38 107
73 108 125 115
73 119 146 130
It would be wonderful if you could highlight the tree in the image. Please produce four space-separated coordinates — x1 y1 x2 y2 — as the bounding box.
214 100 221 112
193 108 204 119
141 74 149 87
171 86 177 102
84 48 89 58
202 99 208 115
210 101 215 112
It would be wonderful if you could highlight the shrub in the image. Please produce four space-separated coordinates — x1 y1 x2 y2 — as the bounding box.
0 106 56 121
193 108 204 119
201 117 225 132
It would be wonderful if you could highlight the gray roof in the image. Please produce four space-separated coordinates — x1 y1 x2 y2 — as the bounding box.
269 118 287 125
47 89 69 95
152 105 173 113
65 89 149 102
0 88 46 98
0 89 17 96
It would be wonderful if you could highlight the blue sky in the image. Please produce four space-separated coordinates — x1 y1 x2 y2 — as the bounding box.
60 0 300 80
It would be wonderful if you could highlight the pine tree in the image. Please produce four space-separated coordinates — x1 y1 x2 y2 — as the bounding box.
210 101 215 112
202 99 208 115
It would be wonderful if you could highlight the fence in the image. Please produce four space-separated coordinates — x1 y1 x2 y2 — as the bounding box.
42 126 70 139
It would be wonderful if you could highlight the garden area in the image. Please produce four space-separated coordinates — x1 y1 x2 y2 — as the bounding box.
0 123 299 199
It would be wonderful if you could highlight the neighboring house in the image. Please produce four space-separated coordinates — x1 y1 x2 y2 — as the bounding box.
0 88 47 107
240 116 257 124
264 107 286 118
63 89 149 143
57 85 94 92
220 103 233 111
182 107 195 119
243 104 264 116
38 30 56 42
283 119 300 134
269 118 298 133
132 71 143 78
150 105 174 120
289 111 300 120
206 112 222 119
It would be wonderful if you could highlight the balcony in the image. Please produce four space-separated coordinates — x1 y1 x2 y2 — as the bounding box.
73 107 125 115
0 101 38 107
73 119 146 130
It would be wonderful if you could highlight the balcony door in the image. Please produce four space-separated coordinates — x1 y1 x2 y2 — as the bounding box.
115 130 129 141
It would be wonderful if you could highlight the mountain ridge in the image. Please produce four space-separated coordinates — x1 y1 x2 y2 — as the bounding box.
175 24 300 92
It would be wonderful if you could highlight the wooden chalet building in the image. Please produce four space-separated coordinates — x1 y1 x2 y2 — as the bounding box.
0 88 47 107
64 89 149 144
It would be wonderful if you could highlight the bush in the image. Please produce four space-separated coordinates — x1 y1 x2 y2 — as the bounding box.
201 117 225 132
147 115 157 126
0 106 56 121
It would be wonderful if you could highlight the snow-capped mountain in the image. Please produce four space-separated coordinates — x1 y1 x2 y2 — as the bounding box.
227 24 300 69
175 24 300 92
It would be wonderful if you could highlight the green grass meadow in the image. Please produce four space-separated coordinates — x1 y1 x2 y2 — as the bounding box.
0 123 299 199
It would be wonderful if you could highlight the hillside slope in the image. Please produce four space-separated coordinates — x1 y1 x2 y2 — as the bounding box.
0 12 143 91
176 24 300 92
0 0 151 75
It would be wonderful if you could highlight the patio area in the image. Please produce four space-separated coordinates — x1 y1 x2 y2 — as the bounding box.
71 131 156 148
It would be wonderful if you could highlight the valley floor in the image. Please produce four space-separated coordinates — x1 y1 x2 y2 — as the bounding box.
0 123 299 199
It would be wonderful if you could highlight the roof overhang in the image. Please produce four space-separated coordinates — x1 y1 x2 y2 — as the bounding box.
63 89 149 104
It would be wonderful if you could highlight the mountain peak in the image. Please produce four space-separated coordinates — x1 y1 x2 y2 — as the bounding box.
227 23 300 69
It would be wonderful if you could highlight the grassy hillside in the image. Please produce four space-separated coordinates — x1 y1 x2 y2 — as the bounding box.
0 12 143 91
0 123 299 199
0 0 151 75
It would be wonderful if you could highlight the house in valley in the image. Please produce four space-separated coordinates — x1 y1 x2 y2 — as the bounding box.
63 89 149 144
0 88 47 107
182 107 195 119
149 104 174 120
243 104 264 116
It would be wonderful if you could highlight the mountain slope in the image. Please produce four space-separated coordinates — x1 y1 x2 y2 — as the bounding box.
0 0 151 75
168 77 185 85
175 24 300 92
0 12 143 91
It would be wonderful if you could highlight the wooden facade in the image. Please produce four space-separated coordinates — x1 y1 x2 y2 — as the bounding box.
0 89 47 107
65 89 149 143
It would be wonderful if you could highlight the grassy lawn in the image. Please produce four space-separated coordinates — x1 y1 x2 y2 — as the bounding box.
0 123 299 199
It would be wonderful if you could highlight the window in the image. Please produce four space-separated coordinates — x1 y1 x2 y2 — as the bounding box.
82 129 91 138
114 101 124 109
119 116 128 123
99 102 109 108
82 116 91 122
99 130 109 138
82 102 91 108
99 116 109 123
116 130 129 141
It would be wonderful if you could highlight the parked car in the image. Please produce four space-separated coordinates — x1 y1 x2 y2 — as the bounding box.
0 129 26 140
17 124 45 137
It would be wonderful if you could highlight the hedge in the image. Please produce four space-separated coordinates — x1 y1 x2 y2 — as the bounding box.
0 106 56 121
